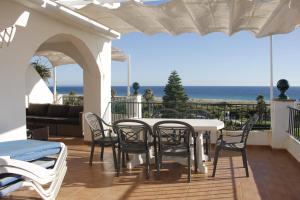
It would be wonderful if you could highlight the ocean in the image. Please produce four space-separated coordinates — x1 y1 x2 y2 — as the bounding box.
49 86 300 101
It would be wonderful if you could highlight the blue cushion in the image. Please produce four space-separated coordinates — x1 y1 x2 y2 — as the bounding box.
0 174 20 187
0 181 23 197
0 140 61 161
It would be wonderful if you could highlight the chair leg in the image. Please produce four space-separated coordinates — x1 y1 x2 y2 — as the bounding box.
212 148 220 177
122 152 126 168
188 154 191 183
100 146 104 161
208 132 211 161
112 145 118 171
157 152 161 176
242 149 249 177
117 148 121 177
89 143 95 166
146 151 150 179
153 140 159 176
205 133 209 155
194 138 198 173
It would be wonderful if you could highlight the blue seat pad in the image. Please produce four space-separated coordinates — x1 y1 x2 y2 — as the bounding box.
0 139 61 161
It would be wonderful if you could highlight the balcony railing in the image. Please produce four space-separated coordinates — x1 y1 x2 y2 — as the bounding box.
110 101 271 130
62 95 83 106
288 106 300 141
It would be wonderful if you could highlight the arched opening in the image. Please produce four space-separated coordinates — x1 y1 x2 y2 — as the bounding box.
25 33 104 140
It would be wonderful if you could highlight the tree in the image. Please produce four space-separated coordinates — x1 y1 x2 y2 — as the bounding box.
162 71 188 110
31 60 51 83
111 88 117 100
143 88 154 117
256 94 266 122
143 88 154 102
132 82 140 95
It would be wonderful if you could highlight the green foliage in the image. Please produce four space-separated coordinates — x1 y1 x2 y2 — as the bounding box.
256 94 266 122
31 61 51 83
63 91 83 105
111 88 117 100
143 88 154 102
132 82 140 95
69 91 76 96
162 71 188 110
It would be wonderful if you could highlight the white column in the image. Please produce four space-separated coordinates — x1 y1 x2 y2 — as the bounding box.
270 35 274 102
271 99 295 149
127 55 131 96
53 66 57 103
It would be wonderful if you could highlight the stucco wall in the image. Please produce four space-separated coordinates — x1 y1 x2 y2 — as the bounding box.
0 0 114 141
209 130 271 146
285 135 300 162
25 66 53 107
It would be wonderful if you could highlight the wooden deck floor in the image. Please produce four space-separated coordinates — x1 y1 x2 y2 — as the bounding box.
5 137 300 200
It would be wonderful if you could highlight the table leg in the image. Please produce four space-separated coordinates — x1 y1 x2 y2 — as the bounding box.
196 133 208 173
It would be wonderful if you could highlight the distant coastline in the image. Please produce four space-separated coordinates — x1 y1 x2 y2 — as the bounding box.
49 85 300 102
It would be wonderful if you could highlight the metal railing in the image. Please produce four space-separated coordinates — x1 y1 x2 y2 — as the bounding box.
288 106 300 141
62 95 83 106
110 101 271 130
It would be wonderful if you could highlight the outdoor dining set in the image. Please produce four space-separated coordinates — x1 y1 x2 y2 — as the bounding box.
85 109 259 183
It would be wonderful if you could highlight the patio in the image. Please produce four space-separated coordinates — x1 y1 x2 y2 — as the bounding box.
5 137 300 200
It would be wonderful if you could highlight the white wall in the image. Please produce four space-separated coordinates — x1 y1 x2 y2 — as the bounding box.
285 135 300 162
0 0 116 142
209 130 271 146
25 66 53 107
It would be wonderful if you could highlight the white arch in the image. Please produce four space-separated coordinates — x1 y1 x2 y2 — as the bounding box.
0 0 114 141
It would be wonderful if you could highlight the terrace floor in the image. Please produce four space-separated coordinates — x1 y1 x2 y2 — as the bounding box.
5 137 300 200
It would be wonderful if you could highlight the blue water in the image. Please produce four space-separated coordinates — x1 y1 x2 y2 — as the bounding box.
49 86 300 101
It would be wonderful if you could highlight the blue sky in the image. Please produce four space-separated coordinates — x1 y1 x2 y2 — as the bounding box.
50 28 300 86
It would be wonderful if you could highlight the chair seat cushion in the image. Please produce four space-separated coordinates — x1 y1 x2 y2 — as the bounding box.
27 104 49 116
27 116 58 123
27 116 79 125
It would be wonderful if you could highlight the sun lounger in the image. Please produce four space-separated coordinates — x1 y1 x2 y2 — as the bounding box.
0 139 67 200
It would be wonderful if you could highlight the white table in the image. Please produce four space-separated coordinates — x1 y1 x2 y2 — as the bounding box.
125 118 224 173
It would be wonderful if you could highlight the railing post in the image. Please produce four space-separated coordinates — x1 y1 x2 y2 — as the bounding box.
271 99 295 148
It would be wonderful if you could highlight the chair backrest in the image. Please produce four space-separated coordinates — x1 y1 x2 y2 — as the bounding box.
152 108 180 118
84 112 106 141
153 120 196 153
240 114 259 145
183 109 210 119
113 119 153 149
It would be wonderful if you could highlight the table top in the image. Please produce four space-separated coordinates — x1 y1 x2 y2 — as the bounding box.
128 118 224 131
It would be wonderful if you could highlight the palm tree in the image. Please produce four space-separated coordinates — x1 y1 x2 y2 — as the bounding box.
31 60 51 83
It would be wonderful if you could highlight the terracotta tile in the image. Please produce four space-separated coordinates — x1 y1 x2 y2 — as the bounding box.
5 137 300 200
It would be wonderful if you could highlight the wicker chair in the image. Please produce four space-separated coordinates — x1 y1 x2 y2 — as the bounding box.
84 112 118 169
152 108 180 118
113 119 156 179
183 109 212 161
153 120 197 182
212 114 259 177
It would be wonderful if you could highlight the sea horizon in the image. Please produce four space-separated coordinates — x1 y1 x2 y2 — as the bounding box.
49 85 300 101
